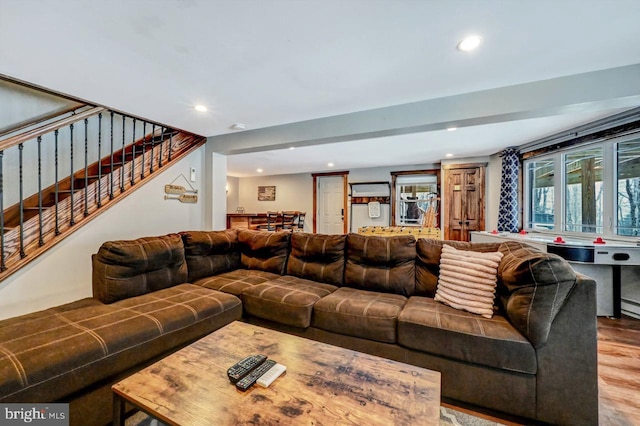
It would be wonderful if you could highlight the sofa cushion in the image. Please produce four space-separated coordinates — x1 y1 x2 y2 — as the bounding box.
180 229 241 281
193 269 281 296
497 241 577 348
0 284 241 403
415 239 503 297
398 297 536 374
92 233 188 303
312 287 407 343
242 276 338 328
287 232 346 286
435 244 504 318
344 233 416 296
238 230 290 274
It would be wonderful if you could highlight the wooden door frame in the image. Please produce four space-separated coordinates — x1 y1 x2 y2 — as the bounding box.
312 171 349 234
442 163 487 240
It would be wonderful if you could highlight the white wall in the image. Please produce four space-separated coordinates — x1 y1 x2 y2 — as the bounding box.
236 173 314 232
0 147 206 320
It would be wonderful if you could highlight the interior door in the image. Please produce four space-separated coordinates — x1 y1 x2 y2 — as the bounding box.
317 175 346 234
445 165 485 241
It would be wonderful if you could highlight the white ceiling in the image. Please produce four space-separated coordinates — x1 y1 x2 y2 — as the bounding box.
1 0 640 177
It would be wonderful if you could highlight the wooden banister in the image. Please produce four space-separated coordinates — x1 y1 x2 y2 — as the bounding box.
0 106 105 151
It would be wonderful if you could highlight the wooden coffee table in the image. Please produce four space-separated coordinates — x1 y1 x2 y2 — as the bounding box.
112 321 441 425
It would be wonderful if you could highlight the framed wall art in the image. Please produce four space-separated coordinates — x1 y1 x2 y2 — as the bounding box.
258 186 276 201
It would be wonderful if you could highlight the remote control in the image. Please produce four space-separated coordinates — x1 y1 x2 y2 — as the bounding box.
235 359 276 391
227 354 267 384
256 363 286 388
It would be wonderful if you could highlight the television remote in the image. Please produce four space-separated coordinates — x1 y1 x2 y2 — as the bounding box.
256 363 287 388
235 359 276 391
227 354 267 384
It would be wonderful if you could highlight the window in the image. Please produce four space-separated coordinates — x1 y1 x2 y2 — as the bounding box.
617 140 640 236
564 147 603 233
392 174 438 227
524 134 640 239
526 159 555 230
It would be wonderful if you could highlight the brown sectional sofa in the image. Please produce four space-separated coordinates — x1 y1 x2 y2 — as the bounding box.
0 229 598 426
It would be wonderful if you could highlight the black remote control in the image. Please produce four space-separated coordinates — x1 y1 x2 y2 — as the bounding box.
227 354 267 384
235 359 276 391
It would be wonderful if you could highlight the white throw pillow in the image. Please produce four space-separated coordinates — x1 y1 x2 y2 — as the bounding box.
434 244 504 318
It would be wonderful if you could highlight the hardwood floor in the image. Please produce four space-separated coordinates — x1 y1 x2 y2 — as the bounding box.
597 316 640 426
445 315 640 425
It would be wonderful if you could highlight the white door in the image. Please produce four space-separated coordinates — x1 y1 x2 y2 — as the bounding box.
317 176 345 234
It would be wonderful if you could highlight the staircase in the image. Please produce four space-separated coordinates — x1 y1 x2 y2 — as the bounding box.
0 106 206 282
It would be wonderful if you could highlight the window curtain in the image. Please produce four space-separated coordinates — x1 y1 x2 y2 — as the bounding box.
497 148 519 232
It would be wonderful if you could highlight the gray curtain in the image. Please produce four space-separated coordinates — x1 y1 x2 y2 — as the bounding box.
497 148 519 232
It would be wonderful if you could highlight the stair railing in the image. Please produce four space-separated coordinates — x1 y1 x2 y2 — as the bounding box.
0 106 205 280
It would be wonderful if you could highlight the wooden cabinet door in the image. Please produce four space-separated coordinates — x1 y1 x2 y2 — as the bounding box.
445 165 485 241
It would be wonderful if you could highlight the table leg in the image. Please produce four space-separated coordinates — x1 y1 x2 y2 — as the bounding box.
612 265 622 318
113 393 126 426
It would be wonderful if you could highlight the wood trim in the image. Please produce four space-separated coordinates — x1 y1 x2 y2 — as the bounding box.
312 171 349 233
442 162 488 170
0 106 106 151
522 121 640 160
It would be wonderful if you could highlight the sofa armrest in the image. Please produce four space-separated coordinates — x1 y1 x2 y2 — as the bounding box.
534 272 598 425
497 241 577 348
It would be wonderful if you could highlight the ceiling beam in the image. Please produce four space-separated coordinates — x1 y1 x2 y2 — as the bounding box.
209 64 640 155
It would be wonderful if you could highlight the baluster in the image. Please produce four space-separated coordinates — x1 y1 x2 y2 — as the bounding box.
0 150 5 271
18 143 25 258
168 130 173 162
150 124 155 173
84 118 89 217
54 130 60 235
97 113 102 207
38 136 44 246
109 111 114 200
131 118 136 186
158 126 164 168
141 122 146 179
69 123 75 226
121 115 125 193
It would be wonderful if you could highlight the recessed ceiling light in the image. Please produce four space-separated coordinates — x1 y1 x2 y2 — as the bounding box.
257 168 263 173
231 123 246 131
457 35 481 52
327 162 334 167
289 147 295 150
194 105 207 112
447 127 457 132
445 153 454 158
